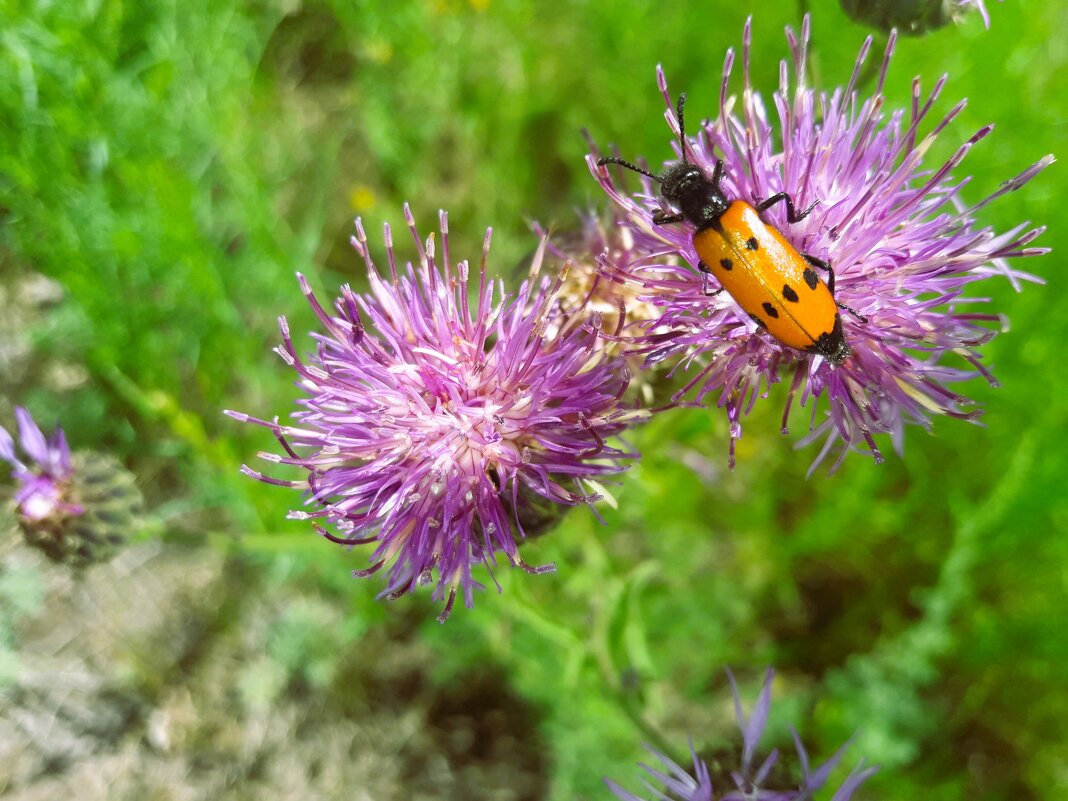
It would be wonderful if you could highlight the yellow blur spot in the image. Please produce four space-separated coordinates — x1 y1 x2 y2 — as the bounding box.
364 40 393 65
469 0 491 11
894 376 945 413
349 185 377 213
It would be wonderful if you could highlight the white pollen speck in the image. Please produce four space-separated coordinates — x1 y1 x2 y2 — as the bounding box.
20 492 57 520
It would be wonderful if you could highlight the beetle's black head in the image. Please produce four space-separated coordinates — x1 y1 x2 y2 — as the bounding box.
660 162 730 230
659 162 705 202
596 92 731 230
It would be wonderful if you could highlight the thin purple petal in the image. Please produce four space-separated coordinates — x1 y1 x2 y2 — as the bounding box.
0 425 21 469
16 407 50 466
829 761 879 801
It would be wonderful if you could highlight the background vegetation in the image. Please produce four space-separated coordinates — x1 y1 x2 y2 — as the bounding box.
1 0 1065 798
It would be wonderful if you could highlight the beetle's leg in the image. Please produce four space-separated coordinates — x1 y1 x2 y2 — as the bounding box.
836 301 868 323
711 159 725 190
653 210 686 226
758 192 818 224
697 260 724 297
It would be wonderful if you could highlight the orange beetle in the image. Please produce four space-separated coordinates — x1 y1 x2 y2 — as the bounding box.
599 93 865 364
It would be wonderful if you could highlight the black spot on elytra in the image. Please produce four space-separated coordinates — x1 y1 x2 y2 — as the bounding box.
762 302 779 319
698 260 712 273
803 268 819 290
749 313 766 330
782 284 799 303
746 237 759 250
720 258 733 271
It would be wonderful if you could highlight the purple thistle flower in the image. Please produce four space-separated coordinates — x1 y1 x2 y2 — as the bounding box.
2 408 137 566
606 669 878 801
592 16 1052 470
228 206 643 621
1 407 82 524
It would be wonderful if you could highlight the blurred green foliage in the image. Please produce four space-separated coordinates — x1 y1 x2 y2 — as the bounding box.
0 553 45 686
1 0 1066 798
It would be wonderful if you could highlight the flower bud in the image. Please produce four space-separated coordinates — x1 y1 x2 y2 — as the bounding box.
2 410 142 566
839 0 992 35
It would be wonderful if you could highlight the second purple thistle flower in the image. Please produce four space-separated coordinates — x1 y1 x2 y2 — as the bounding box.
229 207 643 621
592 16 1052 470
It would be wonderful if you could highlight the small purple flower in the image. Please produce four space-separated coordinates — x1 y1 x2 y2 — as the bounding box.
593 17 1052 470
1 408 136 566
606 669 878 801
0 407 82 524
229 206 642 621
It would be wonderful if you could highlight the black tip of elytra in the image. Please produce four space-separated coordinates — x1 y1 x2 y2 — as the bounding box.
808 314 851 365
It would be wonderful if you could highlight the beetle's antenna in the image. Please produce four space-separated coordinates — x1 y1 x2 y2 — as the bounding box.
676 93 689 163
596 157 663 183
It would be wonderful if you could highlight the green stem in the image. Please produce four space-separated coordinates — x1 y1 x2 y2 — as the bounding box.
495 536 684 764
581 522 685 762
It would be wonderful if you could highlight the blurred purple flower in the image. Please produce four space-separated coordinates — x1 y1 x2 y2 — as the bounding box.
229 207 643 621
593 16 1052 470
0 408 136 566
606 669 877 801
840 0 1000 33
0 407 82 524
607 747 714 801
